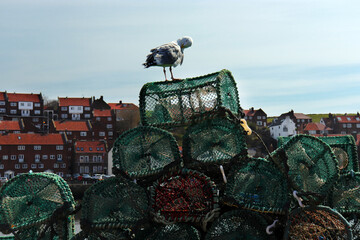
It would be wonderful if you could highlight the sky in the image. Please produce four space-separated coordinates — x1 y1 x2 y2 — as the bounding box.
1 0 360 116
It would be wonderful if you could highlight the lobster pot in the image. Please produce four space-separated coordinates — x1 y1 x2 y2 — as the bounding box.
80 176 148 230
135 223 201 240
224 158 289 215
268 134 339 205
279 135 359 173
329 172 360 214
0 172 75 239
205 209 277 240
139 69 242 127
283 206 352 240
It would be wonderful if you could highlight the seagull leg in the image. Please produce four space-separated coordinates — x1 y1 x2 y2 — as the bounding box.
170 66 180 81
163 67 168 81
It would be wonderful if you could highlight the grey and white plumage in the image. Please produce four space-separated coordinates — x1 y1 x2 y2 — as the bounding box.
143 36 193 81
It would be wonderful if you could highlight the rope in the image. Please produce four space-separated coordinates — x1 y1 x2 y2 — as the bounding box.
201 208 221 232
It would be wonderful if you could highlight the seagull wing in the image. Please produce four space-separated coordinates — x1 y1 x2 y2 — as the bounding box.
144 42 183 67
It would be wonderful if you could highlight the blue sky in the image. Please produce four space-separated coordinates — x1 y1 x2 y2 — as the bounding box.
1 0 360 116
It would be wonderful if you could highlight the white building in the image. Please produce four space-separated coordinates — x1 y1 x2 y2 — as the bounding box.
269 116 296 140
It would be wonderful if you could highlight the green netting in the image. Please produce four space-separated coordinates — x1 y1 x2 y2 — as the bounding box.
139 69 243 127
205 209 276 240
224 158 289 214
269 134 339 205
135 223 200 240
345 214 360 240
150 168 219 223
279 135 359 173
329 172 360 214
182 117 247 167
0 172 75 238
81 176 148 230
112 126 182 180
71 229 129 240
283 205 352 239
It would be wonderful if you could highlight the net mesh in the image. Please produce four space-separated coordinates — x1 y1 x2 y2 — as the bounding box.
81 176 148 230
135 223 201 240
182 117 247 167
139 69 243 127
71 229 129 240
329 172 360 214
269 134 339 205
224 158 289 214
205 209 276 240
284 206 352 239
279 135 359 173
0 172 75 238
112 126 182 180
150 168 219 223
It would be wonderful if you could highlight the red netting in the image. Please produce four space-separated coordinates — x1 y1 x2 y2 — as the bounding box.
150 168 219 223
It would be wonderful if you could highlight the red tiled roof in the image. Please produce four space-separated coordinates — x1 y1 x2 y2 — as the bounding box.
75 141 106 153
0 121 21 131
304 122 326 131
244 110 255 117
108 103 138 110
93 109 112 117
7 93 41 102
336 115 360 123
53 121 90 131
294 113 312 119
0 133 64 145
58 97 91 107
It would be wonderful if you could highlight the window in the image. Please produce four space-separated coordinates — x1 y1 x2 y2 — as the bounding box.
10 102 17 107
84 107 90 111
34 103 40 107
106 124 113 129
15 164 20 169
61 114 68 118
38 164 44 169
61 163 66 168
283 126 288 132
34 145 41 150
89 147 92 151
34 110 41 115
42 155 48 160
54 163 59 168
0 146 1 150
50 155 55 160
347 123 352 128
85 156 89 162
80 132 87 136
84 114 90 118
99 132 105 137
93 156 97 162
263 116 266 119
35 154 40 163
93 166 98 173
57 172 64 177
10 110 17 114
0 164 4 169
108 131 113 136
22 164 28 169
32 118 39 122
21 110 30 116
98 166 102 172
357 124 360 128
96 117 101 121
61 107 67 111
0 101 4 105
2 155 8 160
31 164 37 169
0 108 5 113
11 155 16 160
18 155 24 161
80 156 84 163
56 145 64 150
343 124 347 128
18 145 25 150
57 154 63 161
98 156 102 162
107 117 112 121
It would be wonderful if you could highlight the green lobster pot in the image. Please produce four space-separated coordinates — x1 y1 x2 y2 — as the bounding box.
139 69 243 127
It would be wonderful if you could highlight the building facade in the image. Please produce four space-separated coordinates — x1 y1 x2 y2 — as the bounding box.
243 107 267 127
269 116 297 140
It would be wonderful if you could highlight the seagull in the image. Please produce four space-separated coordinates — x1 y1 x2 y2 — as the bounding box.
143 36 193 81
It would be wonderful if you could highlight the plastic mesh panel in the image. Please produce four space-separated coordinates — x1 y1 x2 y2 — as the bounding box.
224 158 289 214
269 135 339 204
182 117 247 166
205 209 276 240
150 168 219 223
284 206 352 240
139 69 242 127
0 172 75 232
71 229 129 240
81 176 148 229
330 172 360 214
112 126 182 179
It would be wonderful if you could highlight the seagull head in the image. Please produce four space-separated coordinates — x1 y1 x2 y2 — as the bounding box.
177 36 193 49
